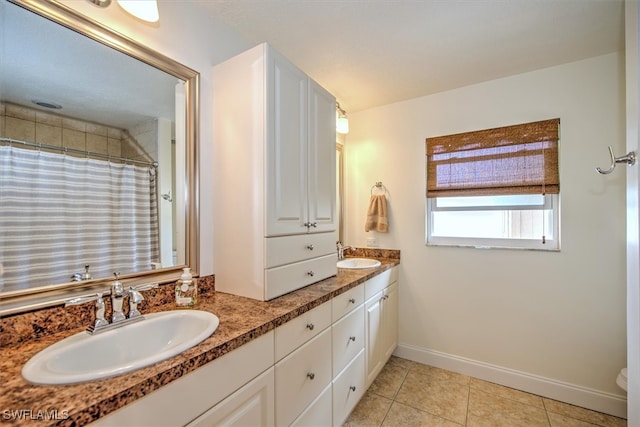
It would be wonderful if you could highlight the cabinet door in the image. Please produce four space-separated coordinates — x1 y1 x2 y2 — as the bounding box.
365 291 384 388
266 48 308 236
382 282 399 362
187 368 274 427
307 79 336 233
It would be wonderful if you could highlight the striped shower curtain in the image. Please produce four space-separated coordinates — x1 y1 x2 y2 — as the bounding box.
0 146 159 292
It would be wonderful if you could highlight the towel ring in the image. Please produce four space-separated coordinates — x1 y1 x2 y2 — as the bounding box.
371 181 389 196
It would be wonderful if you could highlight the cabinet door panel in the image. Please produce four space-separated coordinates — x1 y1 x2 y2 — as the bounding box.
365 291 384 388
382 282 399 362
266 49 308 236
307 79 336 233
187 368 274 427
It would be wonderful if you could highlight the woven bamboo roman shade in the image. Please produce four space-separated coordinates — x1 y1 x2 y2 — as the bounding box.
426 118 559 198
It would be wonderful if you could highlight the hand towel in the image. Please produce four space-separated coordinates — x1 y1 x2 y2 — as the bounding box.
365 194 388 232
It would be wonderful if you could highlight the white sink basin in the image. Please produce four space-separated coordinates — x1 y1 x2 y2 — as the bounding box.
22 310 219 385
337 258 382 269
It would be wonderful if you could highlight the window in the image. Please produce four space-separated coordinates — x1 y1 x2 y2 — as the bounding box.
426 119 560 250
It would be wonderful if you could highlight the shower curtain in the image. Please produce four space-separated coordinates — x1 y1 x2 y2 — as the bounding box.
0 145 160 291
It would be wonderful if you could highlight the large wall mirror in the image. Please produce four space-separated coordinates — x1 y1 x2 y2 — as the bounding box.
0 0 199 315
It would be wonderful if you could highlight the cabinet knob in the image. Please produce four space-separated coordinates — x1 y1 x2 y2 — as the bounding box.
306 323 315 331
307 271 315 277
307 372 315 380
310 222 317 228
350 385 356 392
349 336 356 342
349 298 356 304
306 244 314 250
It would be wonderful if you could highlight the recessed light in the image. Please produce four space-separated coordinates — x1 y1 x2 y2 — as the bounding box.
32 100 62 110
86 0 112 7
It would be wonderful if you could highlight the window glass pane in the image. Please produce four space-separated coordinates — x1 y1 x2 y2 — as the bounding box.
431 208 554 239
436 194 545 208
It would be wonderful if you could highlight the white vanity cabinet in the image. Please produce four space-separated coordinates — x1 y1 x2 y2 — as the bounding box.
213 42 337 301
365 267 399 388
331 284 366 426
91 331 275 427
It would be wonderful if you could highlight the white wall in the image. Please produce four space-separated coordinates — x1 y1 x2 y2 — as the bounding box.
58 0 253 277
344 53 628 415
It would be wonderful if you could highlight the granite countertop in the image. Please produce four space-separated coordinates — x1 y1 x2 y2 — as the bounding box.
0 257 399 426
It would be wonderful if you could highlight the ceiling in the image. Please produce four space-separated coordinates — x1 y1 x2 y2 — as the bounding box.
201 0 625 113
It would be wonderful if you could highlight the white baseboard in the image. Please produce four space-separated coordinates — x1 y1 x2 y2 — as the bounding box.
394 343 627 419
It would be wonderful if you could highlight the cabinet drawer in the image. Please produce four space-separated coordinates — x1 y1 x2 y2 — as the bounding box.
186 367 274 427
332 305 364 377
275 328 332 426
275 301 331 361
332 283 364 322
332 349 365 427
265 232 336 268
290 383 332 427
364 266 399 300
265 253 337 300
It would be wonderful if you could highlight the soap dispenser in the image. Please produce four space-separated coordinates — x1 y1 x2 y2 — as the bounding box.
175 267 197 307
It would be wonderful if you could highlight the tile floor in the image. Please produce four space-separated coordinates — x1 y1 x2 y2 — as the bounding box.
345 356 627 427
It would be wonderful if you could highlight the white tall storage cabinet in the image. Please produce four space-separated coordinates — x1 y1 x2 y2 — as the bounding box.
213 43 337 301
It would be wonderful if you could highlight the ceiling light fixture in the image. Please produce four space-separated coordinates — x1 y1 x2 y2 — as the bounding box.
117 0 159 23
86 0 159 23
336 102 349 134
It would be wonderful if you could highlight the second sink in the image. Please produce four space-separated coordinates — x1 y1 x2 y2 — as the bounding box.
22 310 219 385
337 258 382 269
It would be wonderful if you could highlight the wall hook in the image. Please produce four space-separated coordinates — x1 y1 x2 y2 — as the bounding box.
595 146 637 175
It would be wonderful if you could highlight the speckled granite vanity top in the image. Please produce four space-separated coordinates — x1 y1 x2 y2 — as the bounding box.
0 253 399 426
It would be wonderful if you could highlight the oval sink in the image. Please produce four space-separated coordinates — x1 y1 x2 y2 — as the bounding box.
22 310 219 385
337 258 382 269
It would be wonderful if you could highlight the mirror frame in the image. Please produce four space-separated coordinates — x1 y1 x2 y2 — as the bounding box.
0 0 199 316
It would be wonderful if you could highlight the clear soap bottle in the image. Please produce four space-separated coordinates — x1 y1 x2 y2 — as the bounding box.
175 267 197 307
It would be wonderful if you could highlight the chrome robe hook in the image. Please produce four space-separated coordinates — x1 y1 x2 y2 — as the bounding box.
596 146 637 175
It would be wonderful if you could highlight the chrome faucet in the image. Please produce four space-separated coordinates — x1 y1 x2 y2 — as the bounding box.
70 265 92 282
337 241 353 260
110 273 126 323
65 274 158 335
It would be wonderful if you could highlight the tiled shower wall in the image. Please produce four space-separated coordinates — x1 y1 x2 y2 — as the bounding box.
0 102 157 163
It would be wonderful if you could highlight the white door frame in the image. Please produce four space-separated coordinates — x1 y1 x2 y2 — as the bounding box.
625 1 640 424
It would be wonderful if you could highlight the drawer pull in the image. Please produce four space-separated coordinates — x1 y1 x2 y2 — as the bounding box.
349 298 356 304
306 323 315 331
306 244 314 250
307 372 315 380
349 336 356 342
350 385 356 392
307 271 315 277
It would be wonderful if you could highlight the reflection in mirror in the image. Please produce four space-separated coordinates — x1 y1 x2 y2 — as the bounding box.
0 0 199 313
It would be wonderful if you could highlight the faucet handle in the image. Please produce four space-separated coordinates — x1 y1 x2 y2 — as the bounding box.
111 272 124 296
65 292 109 331
127 283 158 319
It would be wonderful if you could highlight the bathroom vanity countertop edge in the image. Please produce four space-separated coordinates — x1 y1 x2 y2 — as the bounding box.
0 258 399 426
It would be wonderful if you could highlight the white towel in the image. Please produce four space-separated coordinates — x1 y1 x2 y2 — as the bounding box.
365 194 388 232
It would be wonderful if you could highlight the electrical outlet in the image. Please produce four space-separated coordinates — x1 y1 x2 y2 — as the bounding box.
366 237 379 247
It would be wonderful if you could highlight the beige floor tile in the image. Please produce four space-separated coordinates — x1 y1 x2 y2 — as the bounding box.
470 377 545 408
369 363 408 399
345 390 393 427
395 369 469 425
387 355 419 370
381 402 464 427
548 412 599 427
467 388 550 427
543 399 627 427
408 362 471 387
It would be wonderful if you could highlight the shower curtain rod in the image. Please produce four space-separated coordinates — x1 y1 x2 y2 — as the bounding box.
0 137 158 168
